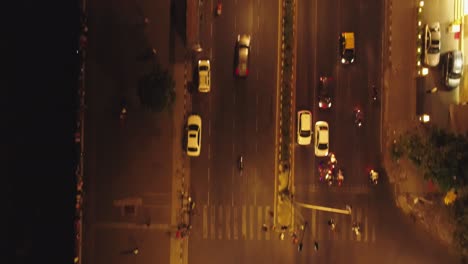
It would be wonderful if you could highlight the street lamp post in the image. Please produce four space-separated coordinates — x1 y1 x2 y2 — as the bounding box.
298 221 308 252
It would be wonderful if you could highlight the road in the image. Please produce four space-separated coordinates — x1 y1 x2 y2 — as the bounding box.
188 0 279 262
293 0 459 263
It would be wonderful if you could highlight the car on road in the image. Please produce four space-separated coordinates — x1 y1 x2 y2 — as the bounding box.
314 121 329 157
339 32 355 64
235 34 251 77
187 115 202 156
443 50 463 89
297 110 312 145
318 76 332 109
198 59 211 92
424 22 441 67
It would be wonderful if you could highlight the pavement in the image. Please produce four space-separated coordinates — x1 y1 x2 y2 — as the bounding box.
383 0 461 255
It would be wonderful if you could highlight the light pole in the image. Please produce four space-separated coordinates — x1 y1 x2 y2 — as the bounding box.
297 221 308 252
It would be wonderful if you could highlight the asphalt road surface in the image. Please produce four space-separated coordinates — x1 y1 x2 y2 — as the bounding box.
188 0 279 262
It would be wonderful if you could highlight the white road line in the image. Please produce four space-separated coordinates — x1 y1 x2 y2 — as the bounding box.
208 143 211 159
257 206 262 240
257 15 260 30
203 205 208 239
218 205 223 240
226 206 231 240
207 167 210 205
242 205 247 239
210 206 215 240
210 23 213 38
233 206 239 240
265 206 271 240
249 205 254 240
364 214 368 242
371 221 376 242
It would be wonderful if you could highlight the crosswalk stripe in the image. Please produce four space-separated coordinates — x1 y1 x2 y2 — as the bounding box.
257 206 262 240
242 206 247 239
218 205 223 240
203 205 208 239
264 206 271 240
226 206 231 240
233 206 239 240
249 205 254 240
210 206 215 240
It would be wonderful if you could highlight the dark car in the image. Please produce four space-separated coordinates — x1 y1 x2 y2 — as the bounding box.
318 76 332 109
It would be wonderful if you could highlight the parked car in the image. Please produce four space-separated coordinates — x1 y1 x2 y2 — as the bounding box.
424 22 441 67
314 121 329 157
339 32 355 64
198 59 211 92
187 115 202 156
318 76 332 109
443 50 463 89
235 34 251 77
297 110 312 145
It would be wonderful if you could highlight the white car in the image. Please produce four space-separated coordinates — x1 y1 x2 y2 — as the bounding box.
314 121 329 157
297 110 312 145
187 115 202 156
198 59 211 92
424 22 441 67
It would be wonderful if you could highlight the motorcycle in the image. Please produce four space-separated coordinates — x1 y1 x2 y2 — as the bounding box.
216 2 222 16
354 108 363 127
369 169 379 185
336 169 344 187
371 85 378 102
238 155 244 171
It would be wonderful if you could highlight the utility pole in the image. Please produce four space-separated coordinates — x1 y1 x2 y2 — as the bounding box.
295 201 351 215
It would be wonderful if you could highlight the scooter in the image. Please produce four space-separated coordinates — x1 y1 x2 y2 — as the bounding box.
354 108 363 127
216 2 222 16
369 169 379 185
371 85 378 102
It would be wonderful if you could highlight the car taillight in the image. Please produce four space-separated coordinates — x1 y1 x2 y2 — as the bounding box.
235 68 239 75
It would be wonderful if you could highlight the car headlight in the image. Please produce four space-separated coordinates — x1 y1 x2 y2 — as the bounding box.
341 58 346 64
319 102 323 107
328 102 332 107
350 58 354 63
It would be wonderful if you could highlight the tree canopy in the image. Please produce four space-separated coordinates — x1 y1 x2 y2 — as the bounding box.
138 67 175 113
393 126 468 191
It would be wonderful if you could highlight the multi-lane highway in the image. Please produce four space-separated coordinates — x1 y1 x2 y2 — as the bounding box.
188 0 279 262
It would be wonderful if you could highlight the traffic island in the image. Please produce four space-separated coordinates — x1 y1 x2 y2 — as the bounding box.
275 0 296 233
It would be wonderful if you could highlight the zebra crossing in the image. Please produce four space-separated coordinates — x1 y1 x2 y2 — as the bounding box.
192 205 376 243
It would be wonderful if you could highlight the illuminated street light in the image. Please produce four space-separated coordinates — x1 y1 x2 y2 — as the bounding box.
421 67 429 76
419 114 430 123
419 1 424 7
418 20 422 26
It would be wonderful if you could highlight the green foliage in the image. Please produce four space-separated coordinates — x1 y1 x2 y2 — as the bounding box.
138 67 176 113
393 126 468 191
454 196 468 255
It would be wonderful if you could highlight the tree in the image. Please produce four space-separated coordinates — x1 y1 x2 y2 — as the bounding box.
138 67 175 113
394 126 468 191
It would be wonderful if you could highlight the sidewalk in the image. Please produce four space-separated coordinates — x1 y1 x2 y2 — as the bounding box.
383 0 458 250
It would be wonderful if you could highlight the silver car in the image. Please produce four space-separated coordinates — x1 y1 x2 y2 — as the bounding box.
235 34 251 77
424 22 441 67
443 50 463 89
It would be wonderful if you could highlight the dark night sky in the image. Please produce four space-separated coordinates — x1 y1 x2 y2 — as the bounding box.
7 1 80 263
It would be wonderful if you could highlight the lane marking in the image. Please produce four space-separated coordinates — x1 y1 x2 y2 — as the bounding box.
242 205 247 239
249 205 254 240
209 120 211 137
226 206 231 240
218 205 223 240
265 206 271 240
207 167 210 205
254 168 257 206
234 206 239 240
210 206 215 240
203 205 208 239
257 206 262 240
